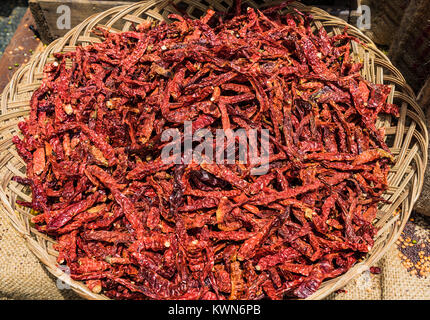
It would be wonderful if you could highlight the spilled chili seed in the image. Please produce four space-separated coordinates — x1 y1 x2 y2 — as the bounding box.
13 2 398 300
369 266 381 274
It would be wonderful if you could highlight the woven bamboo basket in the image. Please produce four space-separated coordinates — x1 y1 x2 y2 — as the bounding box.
0 0 427 300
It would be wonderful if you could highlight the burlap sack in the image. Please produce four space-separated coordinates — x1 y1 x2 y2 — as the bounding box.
327 245 430 300
381 247 430 299
0 208 80 300
328 213 430 300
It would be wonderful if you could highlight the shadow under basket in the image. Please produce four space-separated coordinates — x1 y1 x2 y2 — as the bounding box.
0 0 427 300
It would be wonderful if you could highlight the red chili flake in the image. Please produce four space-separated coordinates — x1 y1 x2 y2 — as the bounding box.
12 1 398 300
335 289 348 294
369 266 381 274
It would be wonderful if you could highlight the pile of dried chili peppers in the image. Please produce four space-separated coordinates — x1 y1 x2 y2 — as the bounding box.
13 3 399 299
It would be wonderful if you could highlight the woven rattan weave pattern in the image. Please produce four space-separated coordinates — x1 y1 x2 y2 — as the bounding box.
0 0 427 300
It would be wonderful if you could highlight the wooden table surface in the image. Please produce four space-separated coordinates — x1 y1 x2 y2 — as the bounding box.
0 8 41 92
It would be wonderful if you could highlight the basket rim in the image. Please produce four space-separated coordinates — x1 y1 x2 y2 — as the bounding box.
0 0 428 300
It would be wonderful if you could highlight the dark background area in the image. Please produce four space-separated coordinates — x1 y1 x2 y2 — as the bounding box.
0 0 28 56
